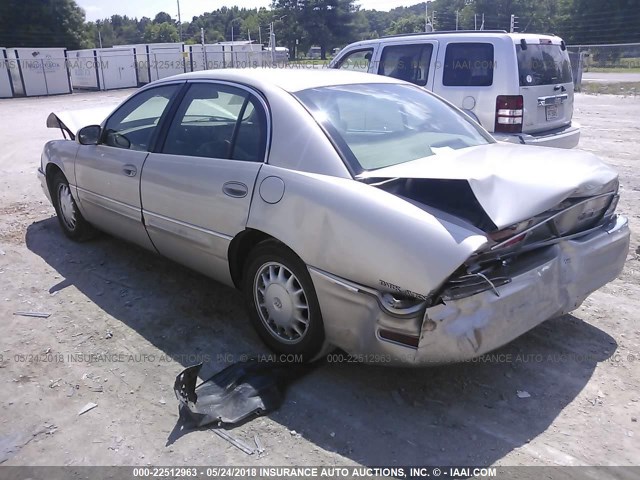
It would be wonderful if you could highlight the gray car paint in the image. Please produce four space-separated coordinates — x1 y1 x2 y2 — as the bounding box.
40 69 630 365
357 142 619 229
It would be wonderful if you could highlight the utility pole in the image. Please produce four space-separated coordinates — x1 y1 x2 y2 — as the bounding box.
510 14 519 33
456 10 459 31
474 14 477 31
480 13 485 31
424 1 432 32
269 22 275 64
201 28 207 70
98 29 103 48
177 0 182 41
432 11 436 30
269 15 286 64
425 1 428 32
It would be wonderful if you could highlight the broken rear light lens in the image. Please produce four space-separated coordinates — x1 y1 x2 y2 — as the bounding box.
495 95 524 134
488 219 532 248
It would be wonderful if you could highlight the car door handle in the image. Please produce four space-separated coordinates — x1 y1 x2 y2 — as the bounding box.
122 165 137 177
222 181 248 198
554 85 566 92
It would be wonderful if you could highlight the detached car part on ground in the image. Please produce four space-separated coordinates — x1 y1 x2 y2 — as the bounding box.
174 360 314 427
39 69 630 365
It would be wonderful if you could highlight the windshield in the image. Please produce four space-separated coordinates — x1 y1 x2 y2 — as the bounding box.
517 44 572 86
294 83 492 172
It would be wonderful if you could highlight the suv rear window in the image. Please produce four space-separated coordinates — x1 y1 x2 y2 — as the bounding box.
516 44 572 86
443 43 494 87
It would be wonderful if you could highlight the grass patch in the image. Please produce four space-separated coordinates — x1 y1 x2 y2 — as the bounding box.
580 81 640 95
587 67 640 74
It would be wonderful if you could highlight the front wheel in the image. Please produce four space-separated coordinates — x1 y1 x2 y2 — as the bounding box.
243 241 325 361
51 172 95 241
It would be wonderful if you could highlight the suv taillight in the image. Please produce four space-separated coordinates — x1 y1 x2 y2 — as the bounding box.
495 95 523 133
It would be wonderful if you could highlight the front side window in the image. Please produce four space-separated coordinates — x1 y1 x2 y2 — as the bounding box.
162 83 267 161
336 49 374 72
378 43 433 86
103 85 179 151
516 44 572 86
443 43 494 87
295 83 492 173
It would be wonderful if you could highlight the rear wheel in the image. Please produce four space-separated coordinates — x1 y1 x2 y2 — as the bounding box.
51 172 95 241
243 241 325 361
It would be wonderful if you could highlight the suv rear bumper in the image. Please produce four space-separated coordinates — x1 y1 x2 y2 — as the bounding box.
494 122 581 149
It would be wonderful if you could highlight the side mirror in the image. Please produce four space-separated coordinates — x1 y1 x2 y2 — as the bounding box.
77 125 101 145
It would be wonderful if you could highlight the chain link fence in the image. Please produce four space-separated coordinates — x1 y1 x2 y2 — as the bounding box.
567 43 640 92
567 43 640 71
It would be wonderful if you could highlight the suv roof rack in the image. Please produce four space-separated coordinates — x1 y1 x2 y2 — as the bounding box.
382 30 508 39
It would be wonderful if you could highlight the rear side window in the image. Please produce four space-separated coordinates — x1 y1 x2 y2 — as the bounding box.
516 44 572 86
162 83 266 162
336 49 373 72
443 43 494 87
378 44 433 86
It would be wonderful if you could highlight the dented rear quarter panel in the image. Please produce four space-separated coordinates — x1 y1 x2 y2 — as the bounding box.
247 164 488 298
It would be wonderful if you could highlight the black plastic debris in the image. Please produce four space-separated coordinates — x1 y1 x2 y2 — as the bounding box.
174 359 314 428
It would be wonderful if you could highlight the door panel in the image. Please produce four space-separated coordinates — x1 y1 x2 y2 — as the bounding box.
75 147 152 248
140 82 268 285
74 84 181 249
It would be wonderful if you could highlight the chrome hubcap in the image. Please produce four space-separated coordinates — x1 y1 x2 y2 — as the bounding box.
57 183 76 231
254 262 309 344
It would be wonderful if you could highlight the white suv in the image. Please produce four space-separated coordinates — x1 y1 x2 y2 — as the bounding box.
330 31 580 148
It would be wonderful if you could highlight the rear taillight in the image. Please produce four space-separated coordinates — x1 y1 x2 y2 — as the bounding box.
495 95 523 133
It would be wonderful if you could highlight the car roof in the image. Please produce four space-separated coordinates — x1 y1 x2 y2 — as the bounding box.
347 31 564 47
155 68 403 93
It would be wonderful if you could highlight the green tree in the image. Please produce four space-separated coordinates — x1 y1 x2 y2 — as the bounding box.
273 0 357 59
385 15 425 35
0 0 87 48
143 22 179 43
154 12 174 24
95 20 117 47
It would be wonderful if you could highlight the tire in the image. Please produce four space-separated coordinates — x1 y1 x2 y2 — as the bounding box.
51 172 95 241
243 240 325 361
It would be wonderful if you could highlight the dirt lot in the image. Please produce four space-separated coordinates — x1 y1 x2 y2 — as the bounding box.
0 90 639 469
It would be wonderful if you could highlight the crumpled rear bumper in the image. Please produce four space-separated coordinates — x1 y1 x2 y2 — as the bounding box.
310 215 630 366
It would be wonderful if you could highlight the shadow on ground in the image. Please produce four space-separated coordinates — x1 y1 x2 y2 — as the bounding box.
26 217 617 466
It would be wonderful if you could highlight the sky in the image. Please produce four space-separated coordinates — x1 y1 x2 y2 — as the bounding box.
77 0 421 22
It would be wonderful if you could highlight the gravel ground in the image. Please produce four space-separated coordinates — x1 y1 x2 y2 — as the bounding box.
0 90 639 469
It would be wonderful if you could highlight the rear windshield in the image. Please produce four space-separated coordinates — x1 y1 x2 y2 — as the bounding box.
516 44 572 86
294 83 492 173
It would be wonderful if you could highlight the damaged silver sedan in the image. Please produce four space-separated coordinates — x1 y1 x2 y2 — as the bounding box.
38 69 630 365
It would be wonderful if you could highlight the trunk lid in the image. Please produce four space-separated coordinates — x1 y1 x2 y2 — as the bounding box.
46 106 117 140
357 143 618 230
516 40 574 134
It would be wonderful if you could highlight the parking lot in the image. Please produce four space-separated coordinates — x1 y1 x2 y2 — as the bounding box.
0 89 639 469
